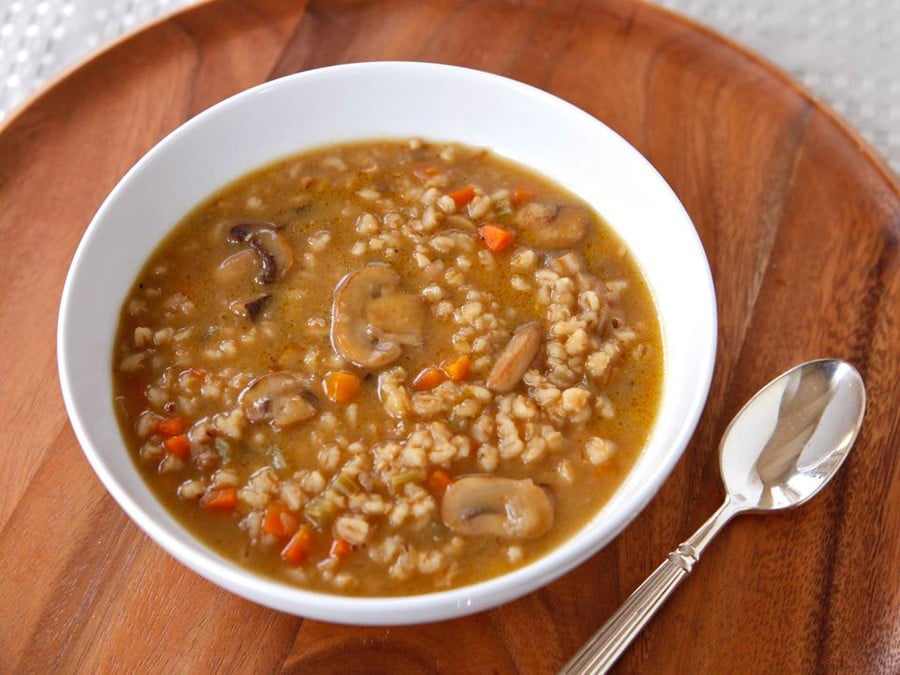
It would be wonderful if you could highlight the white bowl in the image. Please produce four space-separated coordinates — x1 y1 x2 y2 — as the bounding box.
58 62 716 625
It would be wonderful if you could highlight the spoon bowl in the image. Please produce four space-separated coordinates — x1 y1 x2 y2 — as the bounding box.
562 359 866 674
721 359 865 512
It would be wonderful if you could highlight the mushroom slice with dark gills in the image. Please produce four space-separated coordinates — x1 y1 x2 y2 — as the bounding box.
239 371 318 429
514 202 592 250
331 265 425 369
441 476 554 539
227 222 294 284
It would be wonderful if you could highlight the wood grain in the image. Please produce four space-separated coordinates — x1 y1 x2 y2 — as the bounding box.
0 0 896 672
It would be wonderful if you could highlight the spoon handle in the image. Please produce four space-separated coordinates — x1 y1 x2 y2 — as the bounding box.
560 498 740 674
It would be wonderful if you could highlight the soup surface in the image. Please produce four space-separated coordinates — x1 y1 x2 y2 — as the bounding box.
113 139 662 596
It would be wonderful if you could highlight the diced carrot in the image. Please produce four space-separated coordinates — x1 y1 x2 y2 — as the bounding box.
477 224 515 253
412 366 447 392
156 416 187 437
324 371 362 403
163 434 191 459
413 165 440 181
330 538 353 560
441 354 471 382
427 469 454 495
189 368 208 382
281 525 316 565
200 487 237 512
511 187 535 206
449 186 476 208
263 503 299 539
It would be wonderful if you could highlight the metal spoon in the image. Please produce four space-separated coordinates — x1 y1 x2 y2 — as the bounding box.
561 359 866 674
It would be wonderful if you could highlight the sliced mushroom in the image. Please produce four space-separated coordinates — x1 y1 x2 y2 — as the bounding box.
366 293 425 346
239 371 317 429
486 321 543 393
228 294 271 320
515 202 592 249
331 265 425 369
227 222 294 284
441 476 554 539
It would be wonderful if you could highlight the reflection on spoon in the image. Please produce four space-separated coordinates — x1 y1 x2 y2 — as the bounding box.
755 365 831 504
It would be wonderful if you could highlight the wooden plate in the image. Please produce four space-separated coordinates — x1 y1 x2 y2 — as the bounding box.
0 0 896 672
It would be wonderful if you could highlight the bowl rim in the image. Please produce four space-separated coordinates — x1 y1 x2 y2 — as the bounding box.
57 60 717 624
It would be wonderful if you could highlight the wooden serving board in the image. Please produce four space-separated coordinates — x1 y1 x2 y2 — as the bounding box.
0 1 896 672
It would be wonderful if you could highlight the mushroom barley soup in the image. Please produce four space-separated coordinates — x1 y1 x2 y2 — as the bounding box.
113 139 662 596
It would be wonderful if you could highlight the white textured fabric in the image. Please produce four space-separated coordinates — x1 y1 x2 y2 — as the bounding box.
0 0 898 173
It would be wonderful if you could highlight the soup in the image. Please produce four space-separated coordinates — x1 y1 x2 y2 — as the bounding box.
112 139 662 596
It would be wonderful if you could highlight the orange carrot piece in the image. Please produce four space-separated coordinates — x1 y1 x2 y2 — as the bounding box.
263 503 299 539
441 354 471 382
163 434 191 459
324 371 362 403
156 416 187 437
200 487 237 512
449 186 475 208
412 366 447 392
427 469 454 495
281 525 316 565
511 187 535 206
477 224 515 253
330 538 353 560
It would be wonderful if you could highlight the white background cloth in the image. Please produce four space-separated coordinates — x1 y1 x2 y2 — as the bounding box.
1 0 897 174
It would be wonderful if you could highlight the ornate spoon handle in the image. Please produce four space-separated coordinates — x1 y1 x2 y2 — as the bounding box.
559 498 741 674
